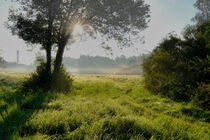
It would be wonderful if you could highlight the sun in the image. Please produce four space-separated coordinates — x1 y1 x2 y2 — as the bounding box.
73 24 83 35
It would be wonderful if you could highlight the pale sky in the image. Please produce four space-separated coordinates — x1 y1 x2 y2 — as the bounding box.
0 0 197 64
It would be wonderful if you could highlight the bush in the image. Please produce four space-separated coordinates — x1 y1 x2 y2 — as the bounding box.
51 65 73 93
21 61 73 93
192 83 210 111
21 61 51 93
142 21 210 110
143 41 191 101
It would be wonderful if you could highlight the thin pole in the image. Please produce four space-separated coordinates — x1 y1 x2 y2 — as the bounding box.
17 50 19 64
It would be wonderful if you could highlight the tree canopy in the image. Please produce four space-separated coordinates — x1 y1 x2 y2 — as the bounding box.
8 0 150 74
193 0 210 24
7 0 150 91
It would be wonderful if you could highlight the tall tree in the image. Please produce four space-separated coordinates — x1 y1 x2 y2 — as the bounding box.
8 0 150 74
52 0 150 73
193 0 210 24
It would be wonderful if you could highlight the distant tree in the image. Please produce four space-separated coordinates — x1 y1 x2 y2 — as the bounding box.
193 0 210 24
0 56 6 68
8 0 150 75
115 55 127 65
127 56 137 64
0 50 6 68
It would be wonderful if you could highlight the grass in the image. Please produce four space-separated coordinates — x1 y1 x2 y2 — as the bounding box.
0 72 209 140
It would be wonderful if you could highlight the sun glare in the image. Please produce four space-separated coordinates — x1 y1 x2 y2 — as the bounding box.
73 24 83 35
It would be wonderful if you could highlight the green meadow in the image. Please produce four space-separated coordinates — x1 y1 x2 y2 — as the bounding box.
0 72 209 140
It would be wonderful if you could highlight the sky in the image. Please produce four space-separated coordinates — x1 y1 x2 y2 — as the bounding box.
0 0 197 64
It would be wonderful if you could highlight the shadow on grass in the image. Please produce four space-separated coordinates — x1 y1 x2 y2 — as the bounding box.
0 88 53 140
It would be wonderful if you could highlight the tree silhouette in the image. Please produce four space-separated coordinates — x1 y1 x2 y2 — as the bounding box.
7 0 60 74
8 0 150 75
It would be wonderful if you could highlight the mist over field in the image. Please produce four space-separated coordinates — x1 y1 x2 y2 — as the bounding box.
0 55 146 75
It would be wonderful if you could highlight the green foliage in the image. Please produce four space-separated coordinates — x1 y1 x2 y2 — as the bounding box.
21 61 51 93
166 104 210 122
21 61 73 93
192 83 210 110
143 21 210 109
143 36 191 101
51 65 73 93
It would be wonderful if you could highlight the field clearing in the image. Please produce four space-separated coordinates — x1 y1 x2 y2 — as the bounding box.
0 73 209 140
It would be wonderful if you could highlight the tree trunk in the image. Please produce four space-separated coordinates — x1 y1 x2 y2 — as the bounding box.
53 31 70 75
45 0 53 74
46 47 51 74
53 43 65 74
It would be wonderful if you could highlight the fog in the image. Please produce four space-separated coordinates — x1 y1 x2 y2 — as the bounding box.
0 55 147 75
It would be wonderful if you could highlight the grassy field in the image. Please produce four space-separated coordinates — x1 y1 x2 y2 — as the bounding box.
0 72 209 140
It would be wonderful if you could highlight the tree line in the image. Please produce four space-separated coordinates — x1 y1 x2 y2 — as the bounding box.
63 55 147 69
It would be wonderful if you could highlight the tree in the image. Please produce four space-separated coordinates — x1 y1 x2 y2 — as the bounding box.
8 0 150 75
0 57 5 68
193 0 210 24
0 50 5 68
7 0 61 74
52 0 150 74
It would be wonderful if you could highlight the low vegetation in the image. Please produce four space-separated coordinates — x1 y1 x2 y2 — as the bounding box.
0 73 209 140
21 61 73 93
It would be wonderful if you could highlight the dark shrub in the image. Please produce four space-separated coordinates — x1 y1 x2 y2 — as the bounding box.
142 21 210 110
21 61 73 93
21 61 51 93
51 65 73 93
142 37 192 101
192 83 210 111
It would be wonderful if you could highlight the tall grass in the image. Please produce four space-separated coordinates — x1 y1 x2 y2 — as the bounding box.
0 73 209 140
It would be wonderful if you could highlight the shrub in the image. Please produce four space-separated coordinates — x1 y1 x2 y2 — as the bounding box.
143 21 210 110
192 83 210 111
143 47 191 101
51 65 73 93
21 61 51 93
21 61 73 93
